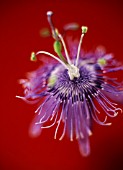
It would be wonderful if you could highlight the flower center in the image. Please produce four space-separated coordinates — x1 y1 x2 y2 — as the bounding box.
67 64 80 80
33 11 88 81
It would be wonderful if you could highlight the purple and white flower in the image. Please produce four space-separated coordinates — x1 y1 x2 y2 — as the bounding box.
16 11 123 157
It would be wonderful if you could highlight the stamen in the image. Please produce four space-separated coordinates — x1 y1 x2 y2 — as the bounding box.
36 51 80 80
75 26 88 66
36 51 69 69
58 33 72 65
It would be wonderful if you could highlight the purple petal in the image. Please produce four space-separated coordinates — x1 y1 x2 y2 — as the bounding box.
104 91 123 104
66 97 74 141
78 137 90 157
29 116 43 138
29 95 60 137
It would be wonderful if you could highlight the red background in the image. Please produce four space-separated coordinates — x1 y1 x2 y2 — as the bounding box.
1 0 123 170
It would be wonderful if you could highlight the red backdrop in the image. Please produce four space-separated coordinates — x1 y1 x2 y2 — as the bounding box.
1 0 123 170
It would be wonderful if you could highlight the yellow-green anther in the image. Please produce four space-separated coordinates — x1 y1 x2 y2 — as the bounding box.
98 58 107 66
30 52 37 61
48 75 57 87
82 26 88 34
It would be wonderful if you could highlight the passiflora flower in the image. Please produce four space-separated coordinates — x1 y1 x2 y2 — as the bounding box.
16 11 123 157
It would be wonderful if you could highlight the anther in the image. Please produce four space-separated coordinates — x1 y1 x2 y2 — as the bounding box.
30 52 37 61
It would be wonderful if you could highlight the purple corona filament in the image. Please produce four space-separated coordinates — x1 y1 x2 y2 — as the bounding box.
16 11 123 157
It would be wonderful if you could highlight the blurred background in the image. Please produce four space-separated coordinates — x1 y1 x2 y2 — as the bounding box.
1 0 123 169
